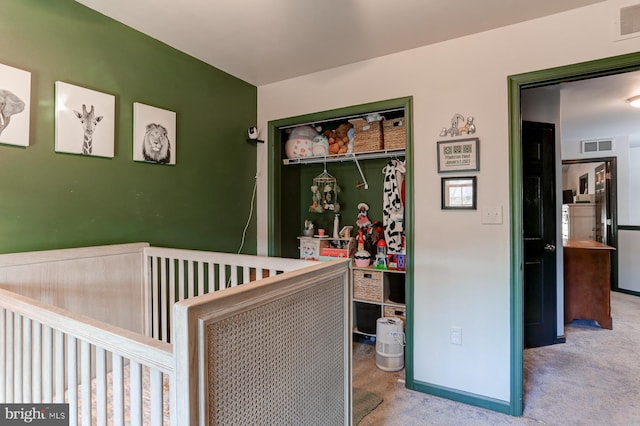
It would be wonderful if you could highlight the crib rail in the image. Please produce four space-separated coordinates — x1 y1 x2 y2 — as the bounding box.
173 258 352 425
143 246 318 342
0 288 173 426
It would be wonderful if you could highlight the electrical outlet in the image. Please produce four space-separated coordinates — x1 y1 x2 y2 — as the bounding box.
482 205 503 224
450 326 462 345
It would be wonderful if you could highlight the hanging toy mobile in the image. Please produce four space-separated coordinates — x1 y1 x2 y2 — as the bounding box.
311 165 340 212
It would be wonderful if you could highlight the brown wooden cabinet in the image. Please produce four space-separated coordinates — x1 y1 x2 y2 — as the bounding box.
563 239 615 329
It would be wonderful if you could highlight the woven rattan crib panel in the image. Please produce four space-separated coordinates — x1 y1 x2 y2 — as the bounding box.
206 276 345 425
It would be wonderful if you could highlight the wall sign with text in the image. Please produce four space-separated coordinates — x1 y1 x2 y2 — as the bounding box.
437 137 479 173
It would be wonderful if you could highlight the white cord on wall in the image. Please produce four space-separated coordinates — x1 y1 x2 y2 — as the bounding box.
236 175 258 255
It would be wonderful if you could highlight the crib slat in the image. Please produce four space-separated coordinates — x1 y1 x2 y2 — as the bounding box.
158 259 169 342
150 369 163 426
185 260 195 302
197 261 205 296
68 336 78 426
130 361 143 425
23 318 31 402
54 330 64 403
230 265 238 287
96 348 107 425
219 263 226 289
152 256 160 340
33 321 42 403
42 325 53 403
112 354 124 426
207 262 215 293
243 265 250 284
167 258 175 342
6 311 14 402
178 259 186 302
80 341 91 426
0 308 6 403
14 314 22 402
254 267 262 281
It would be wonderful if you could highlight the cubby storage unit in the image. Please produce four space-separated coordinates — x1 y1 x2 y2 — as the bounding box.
352 267 406 336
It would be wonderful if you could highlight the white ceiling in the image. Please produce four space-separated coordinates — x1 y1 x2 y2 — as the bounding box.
75 0 640 146
558 71 640 146
74 0 603 86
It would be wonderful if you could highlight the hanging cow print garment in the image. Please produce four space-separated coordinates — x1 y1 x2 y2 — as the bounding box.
382 159 406 253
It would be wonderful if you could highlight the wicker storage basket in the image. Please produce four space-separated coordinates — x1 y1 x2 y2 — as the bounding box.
384 305 406 325
353 269 382 302
350 118 383 153
383 117 406 150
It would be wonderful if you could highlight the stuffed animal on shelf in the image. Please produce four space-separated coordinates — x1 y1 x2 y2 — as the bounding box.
285 125 318 159
323 122 352 156
312 134 329 156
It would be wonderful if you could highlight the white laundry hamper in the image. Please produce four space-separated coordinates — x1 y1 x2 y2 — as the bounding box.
375 317 405 371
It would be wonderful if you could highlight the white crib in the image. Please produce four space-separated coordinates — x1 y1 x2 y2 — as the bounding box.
0 243 352 425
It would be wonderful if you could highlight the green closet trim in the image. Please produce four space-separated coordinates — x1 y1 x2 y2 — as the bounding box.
508 52 640 416
267 95 415 385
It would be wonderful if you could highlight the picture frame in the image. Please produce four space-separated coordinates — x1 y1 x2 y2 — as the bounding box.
133 102 176 165
0 63 31 147
437 137 479 173
441 176 477 210
55 81 115 158
579 173 588 194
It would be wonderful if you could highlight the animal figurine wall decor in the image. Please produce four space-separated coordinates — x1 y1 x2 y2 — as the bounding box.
440 113 477 137
73 104 103 155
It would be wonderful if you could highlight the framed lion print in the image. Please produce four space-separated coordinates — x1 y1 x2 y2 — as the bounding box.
133 102 176 165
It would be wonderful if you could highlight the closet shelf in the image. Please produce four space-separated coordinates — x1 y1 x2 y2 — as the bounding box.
282 148 406 166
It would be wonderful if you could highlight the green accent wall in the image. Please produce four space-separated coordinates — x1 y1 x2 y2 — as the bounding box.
0 1 257 253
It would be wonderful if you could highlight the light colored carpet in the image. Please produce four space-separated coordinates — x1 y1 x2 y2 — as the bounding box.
353 291 640 425
353 387 383 424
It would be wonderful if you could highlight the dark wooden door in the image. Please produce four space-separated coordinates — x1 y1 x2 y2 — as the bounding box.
594 162 609 245
522 121 558 348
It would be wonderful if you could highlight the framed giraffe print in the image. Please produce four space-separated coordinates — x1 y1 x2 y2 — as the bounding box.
133 102 176 165
54 81 115 158
0 63 31 147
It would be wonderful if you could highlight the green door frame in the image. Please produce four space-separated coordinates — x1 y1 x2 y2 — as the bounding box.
509 52 640 416
266 96 415 385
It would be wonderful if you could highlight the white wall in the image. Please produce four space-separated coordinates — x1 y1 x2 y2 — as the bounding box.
629 146 640 225
256 2 640 404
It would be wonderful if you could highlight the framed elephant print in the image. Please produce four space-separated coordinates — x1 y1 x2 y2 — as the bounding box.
0 63 31 147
